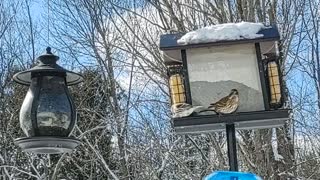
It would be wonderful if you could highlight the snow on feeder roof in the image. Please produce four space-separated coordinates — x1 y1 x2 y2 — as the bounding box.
178 22 266 45
159 22 280 51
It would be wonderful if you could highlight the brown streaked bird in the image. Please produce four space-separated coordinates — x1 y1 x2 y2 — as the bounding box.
208 89 239 114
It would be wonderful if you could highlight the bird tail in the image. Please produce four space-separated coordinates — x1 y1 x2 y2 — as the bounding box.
208 104 215 109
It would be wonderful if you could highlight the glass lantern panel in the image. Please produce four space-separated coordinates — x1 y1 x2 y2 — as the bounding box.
187 44 265 112
37 76 72 136
20 79 36 136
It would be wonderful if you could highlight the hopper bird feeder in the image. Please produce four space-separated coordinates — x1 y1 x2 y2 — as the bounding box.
159 23 290 171
13 47 83 154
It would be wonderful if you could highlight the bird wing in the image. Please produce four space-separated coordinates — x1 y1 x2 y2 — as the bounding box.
210 96 230 107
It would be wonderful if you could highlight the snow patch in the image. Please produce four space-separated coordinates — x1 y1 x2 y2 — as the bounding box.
273 145 284 161
272 129 284 161
111 135 118 148
177 22 267 45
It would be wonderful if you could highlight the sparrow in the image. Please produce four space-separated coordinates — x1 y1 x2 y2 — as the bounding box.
171 103 205 118
207 89 239 114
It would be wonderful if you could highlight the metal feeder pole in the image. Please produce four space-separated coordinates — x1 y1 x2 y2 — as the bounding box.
226 123 238 171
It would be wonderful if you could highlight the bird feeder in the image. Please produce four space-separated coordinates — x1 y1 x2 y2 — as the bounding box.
13 47 83 154
160 25 290 134
160 23 290 171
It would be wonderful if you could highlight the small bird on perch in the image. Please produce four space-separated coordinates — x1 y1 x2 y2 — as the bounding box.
171 103 205 118
207 89 239 114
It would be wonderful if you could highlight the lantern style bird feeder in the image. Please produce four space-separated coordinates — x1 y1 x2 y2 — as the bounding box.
159 23 290 171
13 47 83 154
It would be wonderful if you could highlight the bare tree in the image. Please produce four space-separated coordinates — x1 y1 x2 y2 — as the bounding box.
1 0 317 179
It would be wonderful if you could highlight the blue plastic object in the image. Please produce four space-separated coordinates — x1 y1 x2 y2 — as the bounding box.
204 171 262 180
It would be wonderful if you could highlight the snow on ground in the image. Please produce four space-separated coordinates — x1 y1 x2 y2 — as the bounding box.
177 22 267 45
272 129 284 161
272 142 284 161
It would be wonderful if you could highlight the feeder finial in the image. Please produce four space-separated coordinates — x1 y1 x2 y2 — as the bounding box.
46 47 52 54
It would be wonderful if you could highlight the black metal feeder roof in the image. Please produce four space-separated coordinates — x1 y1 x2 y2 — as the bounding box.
13 47 83 86
159 26 280 51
